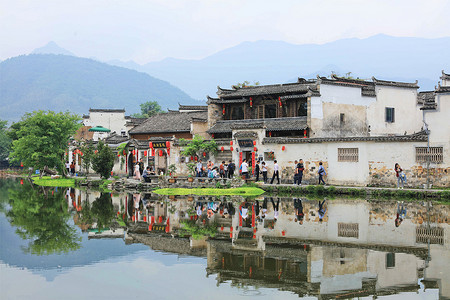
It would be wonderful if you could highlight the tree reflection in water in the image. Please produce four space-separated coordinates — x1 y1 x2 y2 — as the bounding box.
6 183 81 255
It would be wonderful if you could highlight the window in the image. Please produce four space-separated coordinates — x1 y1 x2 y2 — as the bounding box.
416 226 444 245
298 101 307 117
338 148 359 162
265 104 277 119
386 253 395 268
231 105 244 120
416 147 443 163
257 105 264 119
338 223 359 238
340 113 345 125
385 107 395 123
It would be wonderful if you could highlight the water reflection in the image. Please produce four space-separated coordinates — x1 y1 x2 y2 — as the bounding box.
1 179 448 299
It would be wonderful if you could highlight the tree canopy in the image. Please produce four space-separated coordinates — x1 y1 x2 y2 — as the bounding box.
180 135 218 157
0 119 11 161
9 111 81 174
131 100 165 118
91 140 115 179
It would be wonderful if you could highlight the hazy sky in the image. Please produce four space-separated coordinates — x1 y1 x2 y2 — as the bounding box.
1 0 449 63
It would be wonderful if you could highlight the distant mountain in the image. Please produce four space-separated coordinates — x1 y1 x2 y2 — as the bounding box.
108 35 450 99
0 54 197 122
32 41 75 56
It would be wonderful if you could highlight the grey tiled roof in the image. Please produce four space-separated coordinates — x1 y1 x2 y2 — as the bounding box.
208 117 307 134
262 130 427 144
129 111 207 134
372 77 419 89
319 75 377 97
89 108 125 113
441 70 450 81
418 91 437 110
178 104 208 111
104 133 129 145
436 85 450 93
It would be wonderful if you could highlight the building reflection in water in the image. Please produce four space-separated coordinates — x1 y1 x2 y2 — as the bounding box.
69 190 449 299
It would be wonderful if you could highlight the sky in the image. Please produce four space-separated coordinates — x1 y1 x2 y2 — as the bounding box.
1 0 449 64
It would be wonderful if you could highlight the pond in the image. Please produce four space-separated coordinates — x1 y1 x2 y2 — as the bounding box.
0 178 448 299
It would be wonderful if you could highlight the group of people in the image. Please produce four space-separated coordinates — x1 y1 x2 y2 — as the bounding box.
65 161 76 176
134 158 155 182
196 160 237 179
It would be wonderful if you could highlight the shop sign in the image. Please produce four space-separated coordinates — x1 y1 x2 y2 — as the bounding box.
238 139 253 148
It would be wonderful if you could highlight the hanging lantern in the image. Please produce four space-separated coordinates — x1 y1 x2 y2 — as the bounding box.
253 140 256 146
249 97 253 108
117 153 120 157
282 230 286 236
282 146 286 151
166 141 170 148
211 133 215 138
20 179 24 185
190 156 193 160
159 150 163 156
203 152 206 157
221 146 224 152
269 131 272 137
303 129 307 138
222 104 225 115
144 151 147 156
194 156 198 161
20 162 23 167
230 141 233 146
278 96 282 107
230 146 234 151
253 147 257 152
149 142 153 148
221 225 224 231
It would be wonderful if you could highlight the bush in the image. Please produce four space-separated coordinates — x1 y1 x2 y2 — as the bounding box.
91 140 115 179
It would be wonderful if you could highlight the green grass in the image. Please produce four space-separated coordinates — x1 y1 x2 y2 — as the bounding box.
32 176 75 187
154 187 265 196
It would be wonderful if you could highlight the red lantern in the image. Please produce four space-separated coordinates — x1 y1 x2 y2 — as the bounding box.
253 140 256 146
230 146 234 151
144 151 147 156
111 171 113 176
194 156 198 161
221 225 224 231
203 152 206 157
303 129 307 138
222 104 225 115
20 162 23 167
230 141 233 146
282 146 286 151
159 150 163 156
254 147 257 152
211 133 215 138
269 131 272 137
221 146 224 152
249 97 253 108
190 156 193 160
117 153 120 157
20 179 24 185
282 230 286 236
166 141 170 148
278 96 282 107
149 142 153 148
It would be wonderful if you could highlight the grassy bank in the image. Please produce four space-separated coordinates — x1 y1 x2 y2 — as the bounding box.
32 176 75 187
154 187 265 196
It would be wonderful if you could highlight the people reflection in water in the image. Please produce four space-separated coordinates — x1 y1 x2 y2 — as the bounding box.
261 197 268 219
318 200 326 222
271 197 280 221
240 202 249 220
255 200 261 222
196 202 204 219
294 198 304 225
395 201 407 227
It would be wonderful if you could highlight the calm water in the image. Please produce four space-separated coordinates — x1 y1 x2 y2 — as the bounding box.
0 178 448 300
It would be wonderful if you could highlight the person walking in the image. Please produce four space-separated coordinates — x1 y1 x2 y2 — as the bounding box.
139 158 144 175
261 162 268 183
65 161 70 175
394 163 406 189
254 161 260 182
240 159 249 179
270 160 280 184
133 163 141 180
293 160 299 185
294 198 304 224
296 159 305 185
228 160 235 178
70 162 76 176
318 162 326 185
223 161 228 178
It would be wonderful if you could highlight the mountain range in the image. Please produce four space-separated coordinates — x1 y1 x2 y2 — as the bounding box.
108 34 450 99
0 54 197 122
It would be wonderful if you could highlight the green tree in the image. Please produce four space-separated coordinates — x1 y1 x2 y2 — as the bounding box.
6 183 81 255
79 140 95 175
9 111 81 176
231 81 260 89
131 101 165 118
91 193 115 230
180 135 218 157
91 140 115 179
0 119 11 161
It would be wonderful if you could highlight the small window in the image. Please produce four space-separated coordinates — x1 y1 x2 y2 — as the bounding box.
265 104 277 119
338 148 359 162
298 101 307 117
416 147 443 163
340 113 345 125
386 253 395 268
385 107 395 123
231 106 244 120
